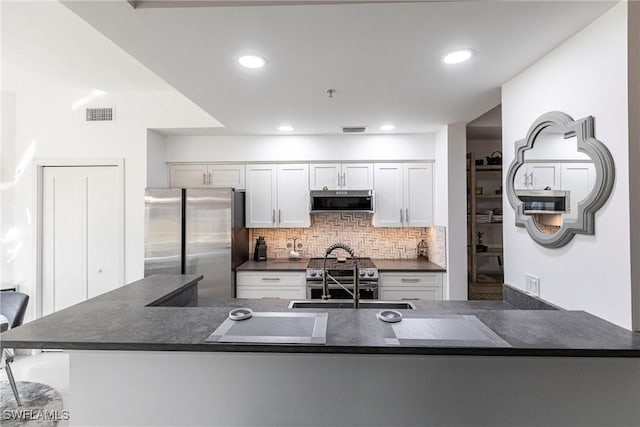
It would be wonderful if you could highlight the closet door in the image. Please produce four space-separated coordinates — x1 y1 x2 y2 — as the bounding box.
42 166 122 315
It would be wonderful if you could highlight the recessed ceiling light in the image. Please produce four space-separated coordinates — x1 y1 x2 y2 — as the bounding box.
380 124 396 131
238 55 267 69
278 125 294 132
443 49 474 65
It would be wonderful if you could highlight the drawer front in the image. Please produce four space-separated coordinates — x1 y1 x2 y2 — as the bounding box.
379 272 442 288
236 272 306 287
379 287 442 301
236 286 306 300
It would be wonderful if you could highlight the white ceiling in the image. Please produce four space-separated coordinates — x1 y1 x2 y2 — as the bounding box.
60 0 615 136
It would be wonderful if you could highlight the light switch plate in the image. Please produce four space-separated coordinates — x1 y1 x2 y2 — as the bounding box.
525 273 540 297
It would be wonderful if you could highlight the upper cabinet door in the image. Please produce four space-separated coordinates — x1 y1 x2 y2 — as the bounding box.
208 164 246 189
277 164 310 228
309 163 341 190
373 163 404 227
342 163 374 190
513 164 530 190
403 163 433 227
561 162 596 221
245 164 277 228
169 164 208 188
530 163 561 189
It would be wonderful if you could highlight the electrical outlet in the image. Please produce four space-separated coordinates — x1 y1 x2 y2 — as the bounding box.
525 273 540 296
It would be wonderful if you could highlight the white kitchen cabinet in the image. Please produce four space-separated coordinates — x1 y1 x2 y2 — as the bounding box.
561 162 596 221
372 163 404 227
236 272 306 299
169 164 208 188
373 162 433 227
403 163 433 226
169 164 245 189
245 163 309 228
309 163 373 190
514 162 561 190
277 164 310 227
379 272 443 301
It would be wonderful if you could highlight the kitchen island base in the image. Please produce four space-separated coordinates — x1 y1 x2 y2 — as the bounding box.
69 350 640 426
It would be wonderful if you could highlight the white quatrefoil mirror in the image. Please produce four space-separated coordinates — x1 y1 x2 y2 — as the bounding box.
505 111 615 248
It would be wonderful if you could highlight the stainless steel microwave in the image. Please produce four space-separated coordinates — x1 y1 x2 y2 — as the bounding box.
516 190 569 214
310 190 375 213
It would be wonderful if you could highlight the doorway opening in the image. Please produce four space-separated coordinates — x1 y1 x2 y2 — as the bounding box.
466 106 504 300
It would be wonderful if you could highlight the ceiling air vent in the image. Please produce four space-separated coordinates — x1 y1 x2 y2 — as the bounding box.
86 107 114 122
342 126 367 133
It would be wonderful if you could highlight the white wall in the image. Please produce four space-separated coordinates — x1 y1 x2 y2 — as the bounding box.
502 3 632 328
164 134 435 162
1 1 221 321
1 92 17 290
435 124 468 300
147 130 168 187
629 1 640 331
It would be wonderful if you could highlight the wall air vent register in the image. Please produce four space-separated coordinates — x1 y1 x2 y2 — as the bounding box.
85 107 114 122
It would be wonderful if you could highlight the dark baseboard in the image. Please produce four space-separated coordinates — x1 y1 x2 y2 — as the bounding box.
502 283 562 310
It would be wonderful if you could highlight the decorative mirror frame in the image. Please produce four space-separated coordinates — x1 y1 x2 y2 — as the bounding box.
505 111 615 248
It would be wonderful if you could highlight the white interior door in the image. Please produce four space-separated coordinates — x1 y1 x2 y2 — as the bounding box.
42 165 122 315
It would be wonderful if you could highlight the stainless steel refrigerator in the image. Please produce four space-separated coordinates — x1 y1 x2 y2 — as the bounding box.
144 188 248 299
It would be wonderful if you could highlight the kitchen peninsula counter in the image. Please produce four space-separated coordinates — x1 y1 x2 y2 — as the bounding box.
5 274 639 426
2 274 639 357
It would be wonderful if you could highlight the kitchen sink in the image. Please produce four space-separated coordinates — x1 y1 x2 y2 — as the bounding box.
288 300 416 310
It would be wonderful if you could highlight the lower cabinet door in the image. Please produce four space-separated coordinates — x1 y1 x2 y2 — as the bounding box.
379 272 443 301
236 272 306 299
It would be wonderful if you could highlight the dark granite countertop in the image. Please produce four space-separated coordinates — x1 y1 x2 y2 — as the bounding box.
237 259 309 271
2 274 639 357
373 258 446 272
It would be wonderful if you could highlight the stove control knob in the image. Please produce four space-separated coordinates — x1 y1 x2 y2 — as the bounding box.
318 271 323 276
367 271 375 277
310 271 317 277
359 270 366 277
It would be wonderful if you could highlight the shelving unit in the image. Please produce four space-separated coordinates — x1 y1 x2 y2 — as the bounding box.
467 153 504 300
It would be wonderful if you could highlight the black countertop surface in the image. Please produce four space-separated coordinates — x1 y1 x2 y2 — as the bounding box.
2 274 639 357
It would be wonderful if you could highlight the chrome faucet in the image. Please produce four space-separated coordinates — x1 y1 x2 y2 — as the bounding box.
322 243 359 309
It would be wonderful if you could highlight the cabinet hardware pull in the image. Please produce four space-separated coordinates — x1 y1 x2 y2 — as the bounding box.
342 172 346 187
278 209 282 224
272 209 276 224
261 278 281 281
208 173 212 185
401 298 420 301
400 209 404 223
401 278 420 283
202 173 207 185
405 209 409 223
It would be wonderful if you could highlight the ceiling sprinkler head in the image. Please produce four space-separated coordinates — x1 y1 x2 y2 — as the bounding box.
325 88 336 98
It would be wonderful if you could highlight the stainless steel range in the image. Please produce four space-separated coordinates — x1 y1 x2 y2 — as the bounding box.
306 257 378 300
